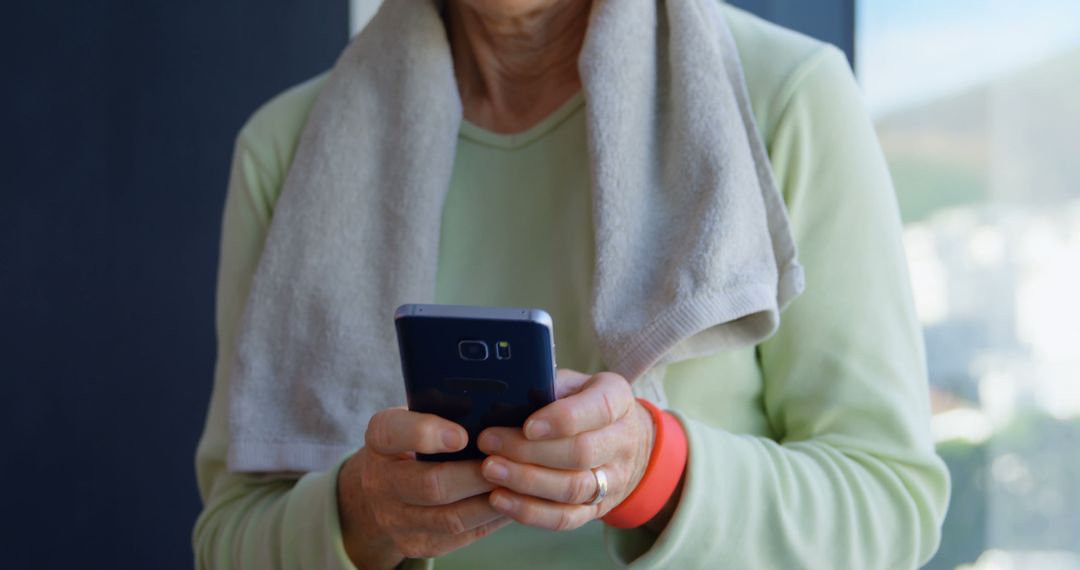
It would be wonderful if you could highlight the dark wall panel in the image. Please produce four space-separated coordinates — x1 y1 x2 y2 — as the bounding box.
1 2 346 568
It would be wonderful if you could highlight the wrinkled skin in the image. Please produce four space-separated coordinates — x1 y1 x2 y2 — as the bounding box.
337 369 655 567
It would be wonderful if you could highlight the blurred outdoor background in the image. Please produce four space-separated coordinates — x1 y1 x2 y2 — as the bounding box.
858 1 1080 568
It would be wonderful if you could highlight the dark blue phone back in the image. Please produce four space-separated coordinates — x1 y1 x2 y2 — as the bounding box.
395 307 557 461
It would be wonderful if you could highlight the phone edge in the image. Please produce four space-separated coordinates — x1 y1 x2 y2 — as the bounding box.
394 303 553 330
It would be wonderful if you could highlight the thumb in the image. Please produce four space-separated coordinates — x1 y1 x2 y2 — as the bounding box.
554 368 592 399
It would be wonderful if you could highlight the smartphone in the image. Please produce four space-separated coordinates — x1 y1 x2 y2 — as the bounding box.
394 303 558 461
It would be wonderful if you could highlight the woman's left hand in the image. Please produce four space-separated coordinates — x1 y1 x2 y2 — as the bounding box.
477 369 656 531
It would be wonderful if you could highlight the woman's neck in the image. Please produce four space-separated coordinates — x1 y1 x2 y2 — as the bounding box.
446 0 591 134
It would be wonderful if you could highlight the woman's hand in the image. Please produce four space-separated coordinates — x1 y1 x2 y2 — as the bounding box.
477 370 657 531
337 409 511 568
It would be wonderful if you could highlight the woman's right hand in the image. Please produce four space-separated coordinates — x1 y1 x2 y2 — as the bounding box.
337 408 510 568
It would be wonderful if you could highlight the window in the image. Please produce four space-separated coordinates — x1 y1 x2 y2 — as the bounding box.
858 1 1080 568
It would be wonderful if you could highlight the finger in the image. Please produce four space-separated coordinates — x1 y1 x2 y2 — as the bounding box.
489 488 597 532
365 408 467 455
478 425 618 470
482 456 609 505
398 517 513 559
402 494 506 535
554 368 592 399
391 460 496 506
524 372 635 440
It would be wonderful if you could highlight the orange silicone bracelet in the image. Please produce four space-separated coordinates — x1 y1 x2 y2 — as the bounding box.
602 399 688 529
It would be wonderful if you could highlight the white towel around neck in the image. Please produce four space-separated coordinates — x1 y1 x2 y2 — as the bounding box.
227 0 805 473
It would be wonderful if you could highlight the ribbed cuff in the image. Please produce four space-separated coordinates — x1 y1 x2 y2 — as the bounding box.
609 285 779 382
228 440 355 473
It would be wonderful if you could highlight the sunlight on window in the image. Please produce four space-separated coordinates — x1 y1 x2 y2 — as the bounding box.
859 1 1080 568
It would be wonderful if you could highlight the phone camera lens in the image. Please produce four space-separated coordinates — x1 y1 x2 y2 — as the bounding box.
458 340 489 361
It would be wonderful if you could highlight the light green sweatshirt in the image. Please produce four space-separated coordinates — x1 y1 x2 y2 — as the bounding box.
193 6 949 569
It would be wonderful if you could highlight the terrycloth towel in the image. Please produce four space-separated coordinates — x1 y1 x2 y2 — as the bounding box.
228 0 805 473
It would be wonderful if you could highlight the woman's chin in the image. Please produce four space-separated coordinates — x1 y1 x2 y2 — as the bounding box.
452 0 581 19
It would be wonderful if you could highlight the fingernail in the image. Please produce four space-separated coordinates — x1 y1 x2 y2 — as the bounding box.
442 429 463 450
525 420 551 439
491 493 515 512
480 433 502 453
484 461 509 482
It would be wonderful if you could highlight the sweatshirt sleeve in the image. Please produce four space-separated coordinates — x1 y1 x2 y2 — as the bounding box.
603 46 951 569
191 125 362 570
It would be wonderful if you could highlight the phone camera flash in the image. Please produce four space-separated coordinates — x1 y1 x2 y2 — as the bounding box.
496 341 511 360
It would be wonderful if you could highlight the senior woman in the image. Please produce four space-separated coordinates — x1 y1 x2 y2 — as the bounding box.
194 0 949 568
